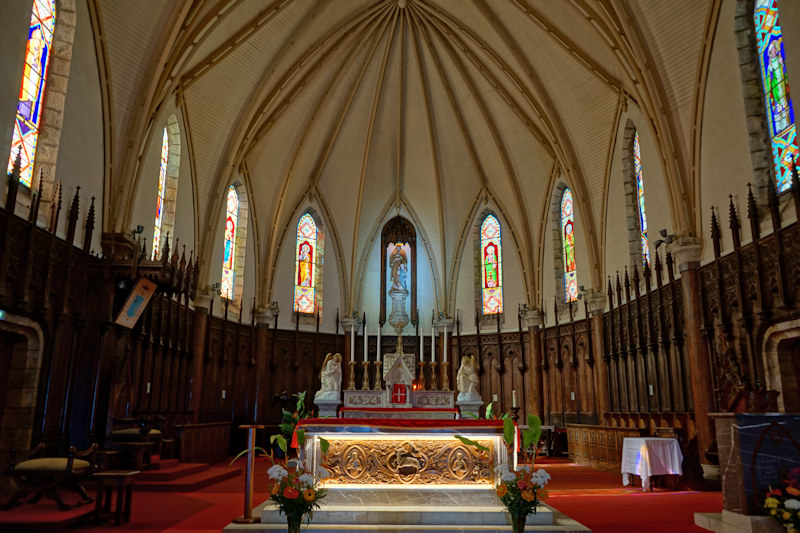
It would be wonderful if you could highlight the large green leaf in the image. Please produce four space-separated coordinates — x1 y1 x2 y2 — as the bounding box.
523 414 542 451
503 417 516 448
320 437 330 456
296 428 306 447
484 401 494 419
454 435 490 453
271 434 288 454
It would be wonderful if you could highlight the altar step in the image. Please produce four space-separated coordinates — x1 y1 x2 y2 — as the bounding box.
224 488 590 533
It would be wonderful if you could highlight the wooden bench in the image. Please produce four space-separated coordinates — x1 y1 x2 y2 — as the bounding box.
1 443 97 511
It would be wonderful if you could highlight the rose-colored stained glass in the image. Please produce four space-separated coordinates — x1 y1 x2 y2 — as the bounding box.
481 215 503 315
294 213 317 314
633 132 650 267
561 189 578 302
221 186 238 299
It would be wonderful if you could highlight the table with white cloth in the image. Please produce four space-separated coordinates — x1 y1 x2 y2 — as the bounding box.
621 437 683 490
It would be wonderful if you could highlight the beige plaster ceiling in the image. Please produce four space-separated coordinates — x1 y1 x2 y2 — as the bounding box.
94 0 717 307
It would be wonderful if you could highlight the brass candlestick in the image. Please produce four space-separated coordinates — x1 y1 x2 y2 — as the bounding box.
361 361 371 390
417 361 426 390
430 361 439 391
441 361 450 391
373 361 382 390
347 361 356 390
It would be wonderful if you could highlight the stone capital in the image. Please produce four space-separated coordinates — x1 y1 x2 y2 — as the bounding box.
585 290 607 316
192 288 212 311
254 306 275 326
341 317 361 332
667 236 704 272
520 308 543 328
434 315 455 332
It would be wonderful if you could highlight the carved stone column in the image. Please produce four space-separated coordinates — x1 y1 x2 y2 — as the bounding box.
522 309 543 418
190 289 212 423
586 291 609 419
254 306 276 424
670 237 716 469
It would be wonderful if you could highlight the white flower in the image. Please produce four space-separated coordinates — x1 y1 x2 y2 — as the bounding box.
495 464 511 476
298 473 314 486
786 499 800 510
501 472 517 483
267 464 288 480
315 466 332 481
529 469 551 487
515 464 531 473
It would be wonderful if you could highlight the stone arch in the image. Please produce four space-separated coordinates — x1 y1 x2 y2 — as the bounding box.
0 315 45 494
762 319 800 412
153 115 181 259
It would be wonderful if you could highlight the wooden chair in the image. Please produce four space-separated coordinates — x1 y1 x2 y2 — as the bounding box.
1 443 98 511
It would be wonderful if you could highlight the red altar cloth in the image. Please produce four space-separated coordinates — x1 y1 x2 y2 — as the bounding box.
338 407 459 417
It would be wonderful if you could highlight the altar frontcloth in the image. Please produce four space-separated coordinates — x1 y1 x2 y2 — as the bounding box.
621 437 683 490
339 407 459 419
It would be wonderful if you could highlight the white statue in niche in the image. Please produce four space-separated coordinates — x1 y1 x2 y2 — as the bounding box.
456 355 480 401
315 353 342 401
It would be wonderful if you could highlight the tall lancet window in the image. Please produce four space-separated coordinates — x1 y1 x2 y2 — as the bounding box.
481 215 503 315
561 189 578 303
221 186 239 299
755 0 797 192
151 128 169 260
7 0 56 187
294 213 317 314
633 131 650 267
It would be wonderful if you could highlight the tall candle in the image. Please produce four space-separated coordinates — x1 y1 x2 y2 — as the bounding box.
350 324 355 362
492 394 498 403
377 324 381 363
431 314 435 362
419 321 424 362
443 322 448 363
512 389 517 408
363 322 368 361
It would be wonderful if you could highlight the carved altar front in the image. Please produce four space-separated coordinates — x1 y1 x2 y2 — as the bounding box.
297 418 512 487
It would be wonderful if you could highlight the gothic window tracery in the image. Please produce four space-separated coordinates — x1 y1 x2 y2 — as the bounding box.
294 213 318 314
633 131 650 267
560 189 578 303
7 0 56 187
480 214 503 315
755 0 797 192
152 128 169 260
221 186 239 299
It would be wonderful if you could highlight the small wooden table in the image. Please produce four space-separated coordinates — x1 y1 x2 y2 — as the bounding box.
94 470 140 525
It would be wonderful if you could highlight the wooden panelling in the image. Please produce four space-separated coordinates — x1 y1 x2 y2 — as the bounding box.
175 422 231 464
566 424 647 471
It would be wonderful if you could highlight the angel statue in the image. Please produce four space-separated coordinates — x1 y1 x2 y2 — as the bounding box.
456 355 480 401
315 353 343 401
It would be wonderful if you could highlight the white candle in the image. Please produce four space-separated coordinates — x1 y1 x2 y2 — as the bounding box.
419 321 423 363
512 390 517 408
350 325 355 363
492 394 498 403
363 322 368 361
377 324 381 363
431 315 435 362
443 322 448 363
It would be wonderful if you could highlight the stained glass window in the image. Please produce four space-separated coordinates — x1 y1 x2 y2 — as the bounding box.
221 186 239 299
633 131 650 267
480 215 503 315
561 189 578 303
755 0 797 192
151 128 169 260
294 213 317 314
7 0 56 187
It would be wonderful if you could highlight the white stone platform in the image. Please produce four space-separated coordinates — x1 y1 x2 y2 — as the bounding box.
223 487 590 532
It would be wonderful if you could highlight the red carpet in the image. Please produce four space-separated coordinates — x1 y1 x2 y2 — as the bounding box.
0 458 722 532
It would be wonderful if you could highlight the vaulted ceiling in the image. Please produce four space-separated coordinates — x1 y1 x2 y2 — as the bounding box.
94 0 717 305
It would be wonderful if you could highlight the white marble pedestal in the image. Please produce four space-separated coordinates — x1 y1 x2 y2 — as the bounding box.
223 487 591 532
314 399 341 418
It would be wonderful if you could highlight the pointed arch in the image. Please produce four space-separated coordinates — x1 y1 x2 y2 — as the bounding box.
561 189 578 303
477 213 503 316
219 180 249 316
151 115 181 260
294 211 324 316
7 0 56 187
621 121 650 270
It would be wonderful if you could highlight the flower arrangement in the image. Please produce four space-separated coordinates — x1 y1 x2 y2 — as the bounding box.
267 461 329 533
458 414 548 533
763 467 800 532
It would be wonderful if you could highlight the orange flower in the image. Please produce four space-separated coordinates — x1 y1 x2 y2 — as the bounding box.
787 486 800 496
522 490 536 502
538 489 549 501
496 484 508 497
303 488 315 501
270 483 279 495
283 487 300 499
